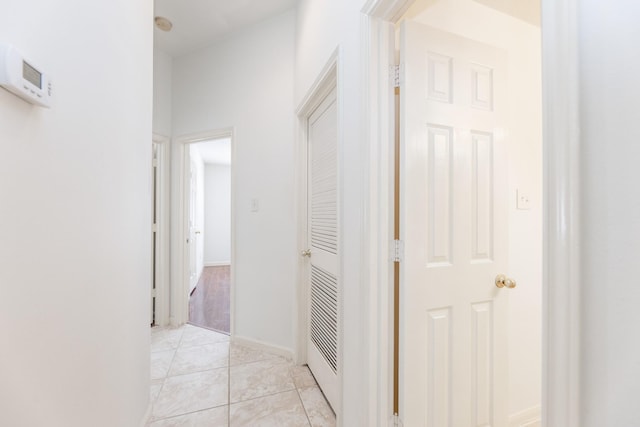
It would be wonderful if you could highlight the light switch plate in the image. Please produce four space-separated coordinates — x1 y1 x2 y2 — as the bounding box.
517 189 531 210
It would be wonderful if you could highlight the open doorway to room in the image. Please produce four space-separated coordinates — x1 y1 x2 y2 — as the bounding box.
186 137 232 334
389 0 543 425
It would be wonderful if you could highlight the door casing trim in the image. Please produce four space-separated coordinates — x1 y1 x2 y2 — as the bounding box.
152 133 171 327
171 128 236 338
541 0 581 425
361 0 581 425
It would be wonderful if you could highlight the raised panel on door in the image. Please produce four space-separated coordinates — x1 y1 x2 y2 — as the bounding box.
306 87 339 411
471 131 494 262
400 22 509 427
426 308 452 426
426 125 453 267
471 301 494 426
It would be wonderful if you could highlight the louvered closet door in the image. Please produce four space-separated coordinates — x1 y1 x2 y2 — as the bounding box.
306 87 339 411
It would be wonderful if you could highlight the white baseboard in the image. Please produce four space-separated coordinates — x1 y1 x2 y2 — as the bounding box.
232 335 294 361
509 405 541 427
139 402 152 427
204 261 231 267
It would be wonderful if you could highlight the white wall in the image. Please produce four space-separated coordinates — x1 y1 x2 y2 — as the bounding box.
296 0 371 423
0 1 152 426
411 0 542 418
578 1 640 425
153 48 173 137
204 164 232 265
173 10 296 351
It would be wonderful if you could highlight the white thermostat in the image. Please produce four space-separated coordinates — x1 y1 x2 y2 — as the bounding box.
0 43 51 107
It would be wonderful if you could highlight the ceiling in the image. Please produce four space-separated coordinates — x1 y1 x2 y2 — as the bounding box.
404 0 540 27
472 0 540 26
193 138 232 165
154 0 298 57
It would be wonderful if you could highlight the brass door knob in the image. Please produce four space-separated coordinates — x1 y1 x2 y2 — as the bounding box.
301 249 312 258
495 274 516 289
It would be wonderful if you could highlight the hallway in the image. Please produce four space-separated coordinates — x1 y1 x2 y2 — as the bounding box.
149 324 335 426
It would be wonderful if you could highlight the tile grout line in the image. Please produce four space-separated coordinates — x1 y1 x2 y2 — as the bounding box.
162 328 183 381
229 385 300 406
151 326 230 424
163 340 230 379
149 328 185 424
164 363 230 380
297 387 314 427
150 403 229 424
227 354 320 423
153 326 328 426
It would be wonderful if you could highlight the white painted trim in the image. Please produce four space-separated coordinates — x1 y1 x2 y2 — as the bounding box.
204 261 230 267
232 335 294 361
294 49 341 419
541 0 581 426
510 405 542 427
293 104 308 368
172 128 237 339
363 1 582 426
362 0 413 21
361 12 397 427
295 49 339 116
152 133 171 327
361 1 410 426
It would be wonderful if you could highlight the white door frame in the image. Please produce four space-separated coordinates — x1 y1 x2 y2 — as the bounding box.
152 133 171 327
360 2 411 424
295 50 342 414
539 0 581 425
361 0 581 425
171 128 236 334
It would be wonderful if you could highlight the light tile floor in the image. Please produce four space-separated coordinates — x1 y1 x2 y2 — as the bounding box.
149 324 336 427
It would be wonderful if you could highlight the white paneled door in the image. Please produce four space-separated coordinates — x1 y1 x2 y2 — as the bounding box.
305 87 339 412
400 22 510 427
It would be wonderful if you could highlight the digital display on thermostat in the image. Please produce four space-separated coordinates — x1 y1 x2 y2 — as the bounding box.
22 60 41 89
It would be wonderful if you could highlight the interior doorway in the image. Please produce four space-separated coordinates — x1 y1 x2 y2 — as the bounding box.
185 137 233 334
151 134 171 327
392 1 543 425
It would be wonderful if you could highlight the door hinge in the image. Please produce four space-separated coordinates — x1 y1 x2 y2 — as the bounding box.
152 223 158 233
152 158 158 168
391 64 401 88
392 239 404 262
